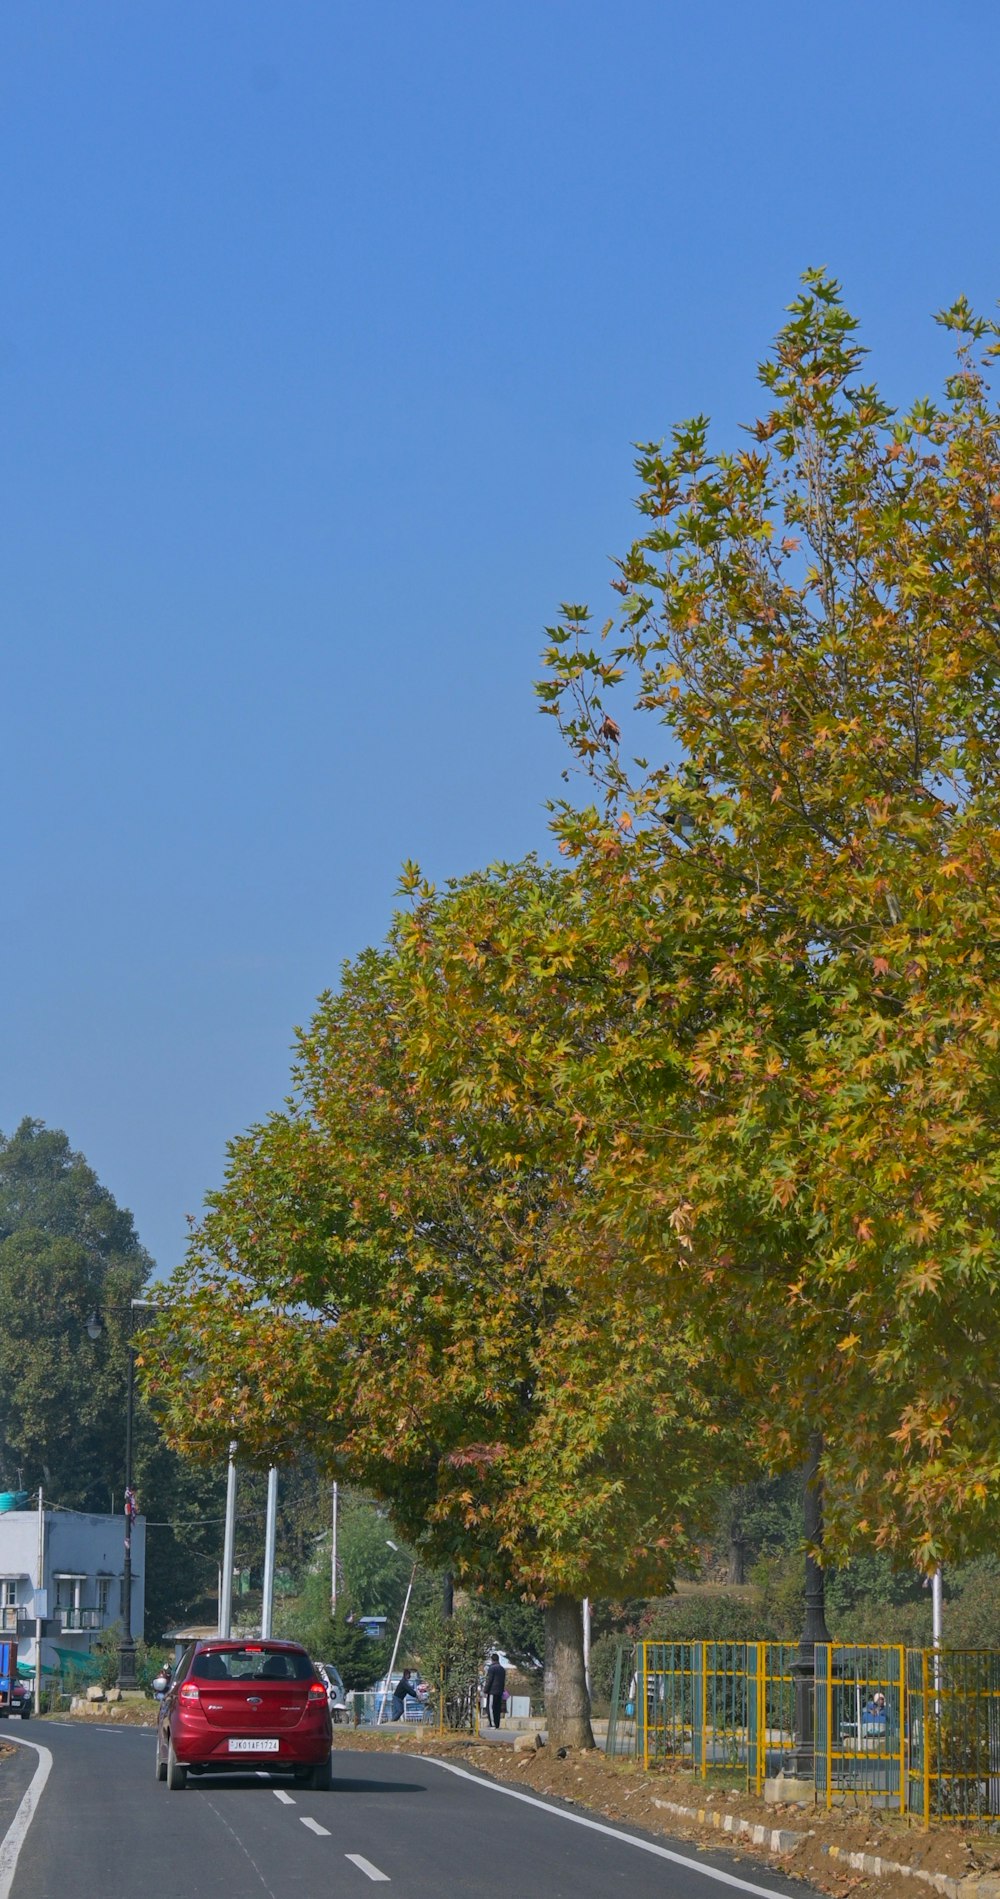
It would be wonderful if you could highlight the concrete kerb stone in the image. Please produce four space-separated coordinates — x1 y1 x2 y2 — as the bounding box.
651 1797 999 1899
651 1797 806 1858
818 1851 1000 1899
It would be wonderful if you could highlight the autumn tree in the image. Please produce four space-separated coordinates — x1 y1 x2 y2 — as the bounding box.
539 271 1000 1568
144 862 742 1744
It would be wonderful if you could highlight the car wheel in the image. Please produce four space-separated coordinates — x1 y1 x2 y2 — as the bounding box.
155 1739 167 1782
19 1709 30 1722
311 1754 333 1792
166 1737 187 1790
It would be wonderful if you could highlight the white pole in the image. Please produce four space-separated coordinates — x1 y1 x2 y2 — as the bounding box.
377 1562 416 1724
219 1443 238 1638
929 1564 943 1715
931 1566 943 1649
583 1597 591 1697
261 1466 278 1638
331 1483 338 1615
34 1487 44 1715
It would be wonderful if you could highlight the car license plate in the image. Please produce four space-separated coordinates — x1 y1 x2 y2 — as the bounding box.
228 1738 280 1752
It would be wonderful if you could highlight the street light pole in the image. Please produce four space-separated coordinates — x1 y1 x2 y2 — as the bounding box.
789 1431 830 1777
261 1465 278 1639
219 1443 238 1638
119 1343 138 1689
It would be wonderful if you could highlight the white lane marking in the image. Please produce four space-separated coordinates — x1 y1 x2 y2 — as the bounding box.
0 1737 54 1899
301 1817 331 1837
346 1853 390 1882
416 1756 800 1899
205 1796 280 1899
273 1789 295 1805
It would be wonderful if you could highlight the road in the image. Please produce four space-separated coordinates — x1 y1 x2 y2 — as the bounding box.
3 1724 823 1899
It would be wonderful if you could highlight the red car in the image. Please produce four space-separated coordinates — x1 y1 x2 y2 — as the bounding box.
155 1640 333 1791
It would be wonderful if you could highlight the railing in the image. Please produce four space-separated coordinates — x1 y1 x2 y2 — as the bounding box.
606 1640 638 1756
346 1690 436 1727
608 1640 1000 1824
54 1608 102 1632
747 1642 798 1793
907 1648 1000 1823
816 1645 905 1813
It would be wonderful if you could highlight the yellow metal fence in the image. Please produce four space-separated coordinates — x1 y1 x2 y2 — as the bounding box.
614 1641 1000 1824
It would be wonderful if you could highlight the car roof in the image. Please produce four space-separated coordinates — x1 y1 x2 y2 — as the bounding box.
194 1638 309 1653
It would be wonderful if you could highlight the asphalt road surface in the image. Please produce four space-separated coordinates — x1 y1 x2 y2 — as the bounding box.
3 1724 825 1899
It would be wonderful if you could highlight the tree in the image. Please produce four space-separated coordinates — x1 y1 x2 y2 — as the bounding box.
274 1564 389 1691
144 863 742 1745
0 1119 151 1504
0 1118 228 1636
333 1494 421 1627
539 271 1000 1569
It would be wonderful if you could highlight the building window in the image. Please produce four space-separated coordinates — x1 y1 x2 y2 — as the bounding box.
54 1575 84 1612
96 1578 111 1618
0 1581 17 1609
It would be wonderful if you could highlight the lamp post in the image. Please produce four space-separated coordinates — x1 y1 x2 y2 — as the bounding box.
85 1310 138 1691
788 1432 830 1778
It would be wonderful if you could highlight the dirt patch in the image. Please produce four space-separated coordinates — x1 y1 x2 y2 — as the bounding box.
334 1731 1000 1898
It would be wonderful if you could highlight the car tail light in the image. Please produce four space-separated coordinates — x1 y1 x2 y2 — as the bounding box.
308 1682 327 1702
179 1684 201 1702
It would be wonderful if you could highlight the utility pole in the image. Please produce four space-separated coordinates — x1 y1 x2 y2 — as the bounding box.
219 1443 238 1638
119 1344 138 1688
261 1466 278 1638
34 1487 44 1716
583 1598 591 1697
331 1483 338 1615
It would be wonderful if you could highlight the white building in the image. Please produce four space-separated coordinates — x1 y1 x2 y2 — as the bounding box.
0 1507 145 1676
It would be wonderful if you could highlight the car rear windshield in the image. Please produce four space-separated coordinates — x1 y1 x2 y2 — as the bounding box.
191 1646 314 1683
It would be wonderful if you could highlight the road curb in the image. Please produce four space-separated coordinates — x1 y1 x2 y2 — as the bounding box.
819 1845 1000 1899
651 1797 804 1857
650 1795 998 1899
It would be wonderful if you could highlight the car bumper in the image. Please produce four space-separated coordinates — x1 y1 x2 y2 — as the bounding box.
168 1724 331 1767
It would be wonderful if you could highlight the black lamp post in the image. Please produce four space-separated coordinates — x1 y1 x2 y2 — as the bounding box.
788 1432 831 1777
85 1312 138 1692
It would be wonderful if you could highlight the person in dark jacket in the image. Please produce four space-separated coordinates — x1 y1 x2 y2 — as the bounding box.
483 1653 506 1728
390 1669 418 1721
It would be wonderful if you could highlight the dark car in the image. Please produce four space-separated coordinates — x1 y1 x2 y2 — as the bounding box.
3 1679 31 1721
155 1640 332 1791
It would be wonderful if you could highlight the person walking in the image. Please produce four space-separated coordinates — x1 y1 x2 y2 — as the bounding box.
390 1668 418 1722
483 1652 506 1729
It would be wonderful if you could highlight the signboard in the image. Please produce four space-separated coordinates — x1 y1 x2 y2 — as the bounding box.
16 1618 59 1640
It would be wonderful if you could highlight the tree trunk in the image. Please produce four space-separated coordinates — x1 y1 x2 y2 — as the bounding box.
442 1571 454 1619
544 1595 594 1749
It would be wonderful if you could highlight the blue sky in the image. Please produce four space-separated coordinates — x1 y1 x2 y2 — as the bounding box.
4 0 999 1273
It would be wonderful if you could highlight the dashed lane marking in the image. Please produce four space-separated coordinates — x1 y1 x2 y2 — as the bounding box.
301 1817 330 1837
273 1790 295 1805
345 1853 390 1882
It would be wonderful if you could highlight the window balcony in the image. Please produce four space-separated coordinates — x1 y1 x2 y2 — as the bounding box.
0 1606 19 1633
55 1607 102 1632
